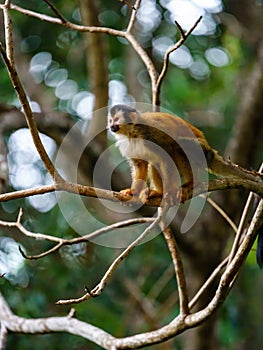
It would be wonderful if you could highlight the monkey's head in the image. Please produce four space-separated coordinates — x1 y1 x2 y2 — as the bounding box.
108 105 138 136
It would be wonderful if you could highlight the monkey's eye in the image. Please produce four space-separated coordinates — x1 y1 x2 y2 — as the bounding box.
114 117 120 123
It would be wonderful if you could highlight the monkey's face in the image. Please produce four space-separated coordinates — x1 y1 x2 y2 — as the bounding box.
108 105 138 137
108 111 125 133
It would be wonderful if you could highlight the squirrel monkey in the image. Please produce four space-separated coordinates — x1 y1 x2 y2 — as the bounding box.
108 104 261 205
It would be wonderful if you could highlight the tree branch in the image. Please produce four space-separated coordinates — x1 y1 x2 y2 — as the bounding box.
155 16 203 107
126 0 141 32
186 198 263 327
0 292 116 349
42 0 67 23
0 210 154 260
1 3 201 108
1 177 263 205
228 163 263 265
2 0 14 67
161 226 189 315
0 42 63 183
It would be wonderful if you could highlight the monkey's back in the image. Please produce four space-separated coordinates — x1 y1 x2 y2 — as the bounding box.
141 112 206 141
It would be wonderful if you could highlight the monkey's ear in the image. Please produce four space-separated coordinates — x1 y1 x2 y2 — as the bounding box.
128 111 139 123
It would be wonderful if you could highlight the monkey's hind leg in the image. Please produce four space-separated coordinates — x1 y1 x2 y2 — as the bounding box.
173 153 195 204
148 164 163 198
121 158 149 203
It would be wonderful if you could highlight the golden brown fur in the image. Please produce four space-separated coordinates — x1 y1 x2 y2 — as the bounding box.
108 105 260 205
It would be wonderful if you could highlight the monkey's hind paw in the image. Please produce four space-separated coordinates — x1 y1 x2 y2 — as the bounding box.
163 186 191 207
137 188 150 203
148 189 163 198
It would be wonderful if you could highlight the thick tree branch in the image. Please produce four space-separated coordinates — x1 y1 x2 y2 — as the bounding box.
0 178 263 205
0 292 116 349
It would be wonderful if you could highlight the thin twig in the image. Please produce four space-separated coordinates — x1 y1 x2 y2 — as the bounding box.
1 4 201 110
42 0 67 23
56 206 169 305
227 192 254 266
147 264 174 301
0 210 154 259
2 3 158 106
20 216 155 259
156 16 203 105
185 199 263 330
189 257 228 310
174 20 186 39
119 0 136 11
126 0 141 32
19 243 63 260
1 3 201 108
3 3 125 35
189 167 263 309
123 277 158 328
227 163 263 266
221 199 263 294
201 194 238 232
161 225 189 315
0 208 61 243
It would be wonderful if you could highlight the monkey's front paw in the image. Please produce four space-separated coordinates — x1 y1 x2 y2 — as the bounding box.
120 188 149 203
119 188 133 205
120 188 133 197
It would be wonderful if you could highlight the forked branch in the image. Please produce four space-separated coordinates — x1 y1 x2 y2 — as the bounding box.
0 1 201 107
155 16 203 106
0 209 154 260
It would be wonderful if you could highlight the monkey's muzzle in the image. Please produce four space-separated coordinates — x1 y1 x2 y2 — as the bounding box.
110 125 120 132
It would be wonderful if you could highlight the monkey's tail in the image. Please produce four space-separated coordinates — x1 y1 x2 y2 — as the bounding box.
206 149 261 182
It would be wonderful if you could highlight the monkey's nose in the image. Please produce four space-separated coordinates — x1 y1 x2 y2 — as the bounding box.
110 125 120 132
